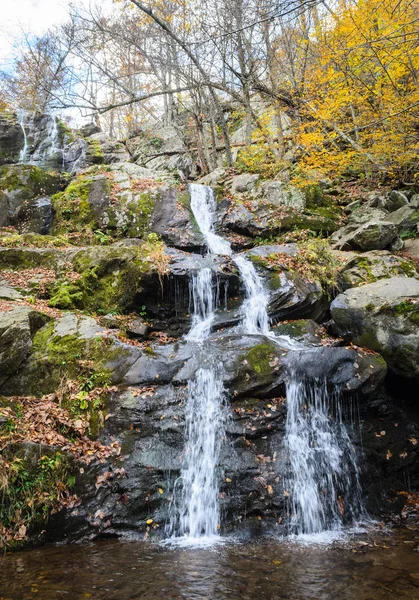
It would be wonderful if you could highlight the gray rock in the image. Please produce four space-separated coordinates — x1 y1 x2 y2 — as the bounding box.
0 113 24 165
331 220 400 251
331 277 419 379
0 278 24 300
126 318 150 339
150 187 205 250
373 190 409 212
0 164 64 230
197 168 226 187
231 173 260 193
0 307 50 390
386 205 419 231
259 180 305 210
340 250 418 288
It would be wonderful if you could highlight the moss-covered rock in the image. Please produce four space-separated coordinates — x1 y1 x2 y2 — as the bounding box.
0 164 66 231
48 243 163 314
339 250 418 288
0 307 51 390
1 312 140 396
0 112 24 165
331 277 419 380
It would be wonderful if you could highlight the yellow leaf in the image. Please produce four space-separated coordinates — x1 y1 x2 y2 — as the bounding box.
146 519 153 525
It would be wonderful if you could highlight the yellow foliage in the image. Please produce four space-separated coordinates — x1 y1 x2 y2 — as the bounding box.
293 0 419 181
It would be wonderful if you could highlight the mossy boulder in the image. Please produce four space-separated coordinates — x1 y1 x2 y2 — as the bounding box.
331 277 419 380
0 164 65 231
220 192 339 238
48 243 163 314
1 312 140 396
0 247 72 271
0 307 51 390
51 165 168 240
339 250 418 288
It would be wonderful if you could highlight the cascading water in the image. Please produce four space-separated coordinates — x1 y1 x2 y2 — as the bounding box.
188 183 272 335
18 111 28 163
285 376 365 536
168 182 365 542
167 200 227 540
17 111 63 168
174 365 227 540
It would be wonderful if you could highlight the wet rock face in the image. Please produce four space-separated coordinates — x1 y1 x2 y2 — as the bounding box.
331 277 419 380
150 187 205 250
0 113 24 165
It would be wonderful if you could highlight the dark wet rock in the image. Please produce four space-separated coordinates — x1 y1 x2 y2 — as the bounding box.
150 187 205 250
0 112 24 165
331 277 419 380
13 196 53 234
283 346 387 394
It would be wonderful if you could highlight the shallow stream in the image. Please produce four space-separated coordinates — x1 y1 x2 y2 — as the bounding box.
1 530 418 600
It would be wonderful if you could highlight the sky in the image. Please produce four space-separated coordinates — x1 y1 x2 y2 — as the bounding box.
0 0 71 68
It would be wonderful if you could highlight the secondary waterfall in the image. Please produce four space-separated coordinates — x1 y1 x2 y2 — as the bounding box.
18 111 28 163
168 183 364 541
285 377 364 536
17 111 63 168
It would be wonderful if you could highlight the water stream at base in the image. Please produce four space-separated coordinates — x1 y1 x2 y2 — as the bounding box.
167 183 365 543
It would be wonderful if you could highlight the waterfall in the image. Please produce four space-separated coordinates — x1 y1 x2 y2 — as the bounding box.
284 377 365 536
186 268 216 343
168 183 364 542
17 111 63 168
18 111 28 164
174 366 227 540
188 183 271 335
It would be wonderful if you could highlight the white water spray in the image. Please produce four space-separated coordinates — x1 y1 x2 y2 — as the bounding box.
188 183 271 335
18 111 28 163
285 377 365 535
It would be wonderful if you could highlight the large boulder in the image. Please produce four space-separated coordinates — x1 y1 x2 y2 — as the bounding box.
220 180 338 238
0 112 24 165
338 250 418 289
331 219 400 251
150 187 205 250
0 312 141 396
51 164 169 240
0 164 65 232
331 277 419 380
0 307 50 389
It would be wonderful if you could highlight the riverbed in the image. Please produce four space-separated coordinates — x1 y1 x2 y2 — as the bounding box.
1 529 418 600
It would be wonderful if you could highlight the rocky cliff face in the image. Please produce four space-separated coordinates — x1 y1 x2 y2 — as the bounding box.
0 111 418 549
